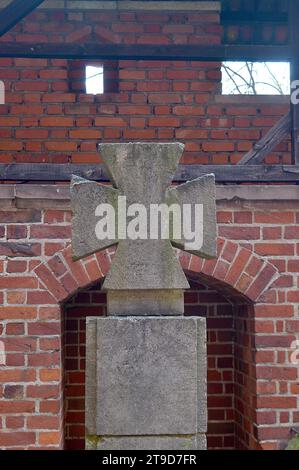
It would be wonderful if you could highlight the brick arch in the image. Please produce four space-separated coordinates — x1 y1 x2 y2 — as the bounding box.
32 238 279 450
34 237 278 305
178 237 278 303
34 245 112 304
180 238 278 303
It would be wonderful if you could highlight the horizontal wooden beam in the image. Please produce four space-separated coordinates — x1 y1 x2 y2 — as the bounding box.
1 164 299 183
221 11 288 23
0 0 45 38
0 43 292 61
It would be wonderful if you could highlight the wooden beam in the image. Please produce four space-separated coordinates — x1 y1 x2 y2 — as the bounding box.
0 43 292 61
238 112 291 165
1 164 299 183
290 0 299 164
290 91 299 165
221 11 288 23
0 0 45 38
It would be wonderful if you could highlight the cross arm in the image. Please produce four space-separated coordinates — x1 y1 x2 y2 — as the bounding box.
70 175 119 260
166 174 217 259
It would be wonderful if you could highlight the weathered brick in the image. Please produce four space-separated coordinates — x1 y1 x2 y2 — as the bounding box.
0 307 37 320
0 432 36 447
30 225 71 239
0 242 41 257
219 226 260 240
34 264 68 302
255 243 295 257
27 415 60 430
225 249 251 286
0 210 41 223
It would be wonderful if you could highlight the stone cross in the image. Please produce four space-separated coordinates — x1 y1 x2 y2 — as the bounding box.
70 142 217 450
71 142 216 315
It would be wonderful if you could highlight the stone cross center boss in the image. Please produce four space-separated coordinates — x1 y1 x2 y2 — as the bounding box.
71 142 217 292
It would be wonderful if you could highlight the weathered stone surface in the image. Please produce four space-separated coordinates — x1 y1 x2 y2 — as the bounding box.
71 175 119 260
286 435 299 450
14 184 69 209
107 289 184 316
104 239 189 291
85 318 97 436
77 142 212 451
99 143 183 205
3 183 299 206
71 142 217 296
86 434 206 450
196 316 208 430
86 316 207 439
167 174 217 259
99 142 189 291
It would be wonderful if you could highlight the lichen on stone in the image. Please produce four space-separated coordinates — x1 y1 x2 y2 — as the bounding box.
286 435 299 450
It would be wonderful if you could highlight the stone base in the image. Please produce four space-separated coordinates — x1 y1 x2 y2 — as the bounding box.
86 435 206 451
107 290 184 316
86 316 207 450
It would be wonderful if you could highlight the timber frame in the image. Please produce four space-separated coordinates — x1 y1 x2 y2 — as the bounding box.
1 164 298 184
0 0 46 37
0 43 292 62
0 0 299 184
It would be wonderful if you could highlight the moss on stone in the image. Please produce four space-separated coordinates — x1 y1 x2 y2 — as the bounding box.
286 435 299 450
86 435 103 450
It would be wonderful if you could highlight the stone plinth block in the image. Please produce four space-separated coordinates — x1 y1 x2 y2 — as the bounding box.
86 434 207 451
107 289 184 316
86 316 207 450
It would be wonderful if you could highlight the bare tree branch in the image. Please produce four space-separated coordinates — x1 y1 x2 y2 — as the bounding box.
222 61 288 95
263 62 284 95
222 63 253 94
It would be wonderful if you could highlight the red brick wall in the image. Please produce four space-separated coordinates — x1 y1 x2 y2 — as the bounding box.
64 285 107 450
0 6 291 166
0 203 298 449
63 277 238 450
0 3 297 452
234 302 256 449
186 278 237 450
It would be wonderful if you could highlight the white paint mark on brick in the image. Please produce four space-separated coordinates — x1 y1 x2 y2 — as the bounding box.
0 80 4 105
0 340 6 365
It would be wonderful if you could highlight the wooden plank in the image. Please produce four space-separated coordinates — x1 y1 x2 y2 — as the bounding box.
0 0 45 38
291 87 299 164
0 163 109 182
238 112 291 165
0 42 292 61
1 163 299 183
289 0 299 164
291 89 299 165
221 11 288 23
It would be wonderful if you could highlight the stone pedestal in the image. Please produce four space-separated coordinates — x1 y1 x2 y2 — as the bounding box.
71 142 215 450
86 316 207 450
107 290 184 316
